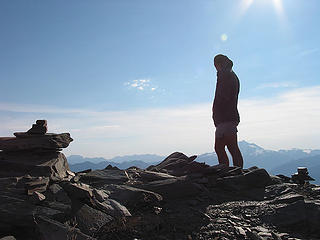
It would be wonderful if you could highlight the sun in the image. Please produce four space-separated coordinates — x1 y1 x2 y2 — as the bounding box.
272 0 284 15
241 0 284 16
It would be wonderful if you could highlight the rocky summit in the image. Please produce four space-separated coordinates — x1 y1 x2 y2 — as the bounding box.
0 122 320 240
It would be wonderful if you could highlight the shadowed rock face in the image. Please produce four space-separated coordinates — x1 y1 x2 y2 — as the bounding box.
0 151 70 179
0 129 320 240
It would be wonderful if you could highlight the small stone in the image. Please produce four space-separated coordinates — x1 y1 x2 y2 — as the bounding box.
271 232 282 240
246 229 263 240
216 218 227 224
235 226 246 237
31 191 46 203
0 236 16 240
25 177 49 195
36 120 47 126
66 170 75 177
154 206 162 214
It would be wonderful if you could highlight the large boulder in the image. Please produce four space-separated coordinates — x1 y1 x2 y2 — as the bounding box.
102 184 162 210
217 167 272 191
147 152 208 176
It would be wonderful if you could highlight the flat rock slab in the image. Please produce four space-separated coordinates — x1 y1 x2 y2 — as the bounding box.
102 184 163 208
93 198 132 218
63 182 93 201
80 169 129 185
272 193 304 204
127 169 176 183
217 168 272 191
36 216 96 240
0 151 70 179
0 133 73 151
0 194 64 227
141 178 203 200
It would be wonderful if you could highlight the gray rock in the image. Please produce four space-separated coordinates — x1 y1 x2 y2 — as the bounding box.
235 226 246 238
246 229 264 240
264 199 320 233
47 184 71 204
272 193 304 204
130 169 176 182
36 215 96 240
80 169 129 185
103 184 162 207
75 203 114 236
92 188 109 202
142 178 202 200
271 232 282 240
43 201 71 217
93 198 131 217
25 177 49 195
30 191 46 203
0 237 16 240
0 151 70 179
218 168 272 191
0 133 73 151
0 194 65 228
147 152 206 176
63 182 93 201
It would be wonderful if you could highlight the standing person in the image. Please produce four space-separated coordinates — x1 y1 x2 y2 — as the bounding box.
212 54 243 168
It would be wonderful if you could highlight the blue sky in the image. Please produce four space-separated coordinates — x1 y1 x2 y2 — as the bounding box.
1 0 320 158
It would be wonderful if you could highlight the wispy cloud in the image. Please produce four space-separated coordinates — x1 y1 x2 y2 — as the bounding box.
1 86 320 158
125 79 157 91
257 81 298 89
299 48 319 57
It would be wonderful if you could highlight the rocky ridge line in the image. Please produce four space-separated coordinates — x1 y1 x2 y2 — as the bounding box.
0 121 319 240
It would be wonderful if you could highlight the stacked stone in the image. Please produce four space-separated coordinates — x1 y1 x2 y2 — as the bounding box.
291 167 315 184
0 120 73 179
0 121 134 240
26 119 48 135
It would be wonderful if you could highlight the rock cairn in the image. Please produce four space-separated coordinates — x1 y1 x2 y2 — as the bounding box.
26 119 48 135
0 123 320 240
291 167 315 184
0 120 73 179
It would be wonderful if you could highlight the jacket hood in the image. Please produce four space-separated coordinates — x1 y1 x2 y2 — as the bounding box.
214 54 233 72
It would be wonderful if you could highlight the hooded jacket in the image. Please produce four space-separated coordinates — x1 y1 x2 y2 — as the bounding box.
212 58 240 126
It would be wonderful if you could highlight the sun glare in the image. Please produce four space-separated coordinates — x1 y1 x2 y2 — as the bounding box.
273 0 284 15
240 0 285 17
240 0 254 15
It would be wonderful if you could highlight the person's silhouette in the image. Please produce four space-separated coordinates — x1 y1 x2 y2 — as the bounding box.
212 54 243 168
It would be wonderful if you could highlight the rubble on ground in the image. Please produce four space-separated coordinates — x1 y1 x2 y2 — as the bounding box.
0 121 319 240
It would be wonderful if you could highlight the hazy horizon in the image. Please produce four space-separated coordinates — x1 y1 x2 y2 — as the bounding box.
1 0 320 159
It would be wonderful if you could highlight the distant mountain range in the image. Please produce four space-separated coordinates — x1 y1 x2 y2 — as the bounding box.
68 141 320 184
68 154 164 172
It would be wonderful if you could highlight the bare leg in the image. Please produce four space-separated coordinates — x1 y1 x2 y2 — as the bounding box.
214 136 230 167
225 133 243 168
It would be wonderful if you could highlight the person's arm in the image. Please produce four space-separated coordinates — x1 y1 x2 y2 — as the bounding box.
214 72 233 106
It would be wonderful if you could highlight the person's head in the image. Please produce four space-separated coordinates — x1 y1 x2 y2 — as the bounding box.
214 54 233 72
